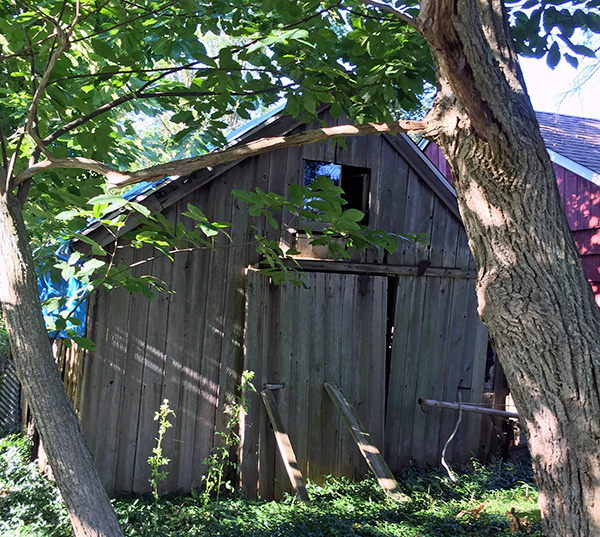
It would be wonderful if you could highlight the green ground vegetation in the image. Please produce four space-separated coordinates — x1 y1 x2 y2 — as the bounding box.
0 434 540 537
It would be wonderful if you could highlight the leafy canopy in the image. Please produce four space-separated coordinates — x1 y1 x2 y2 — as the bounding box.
1 0 598 318
2 0 598 188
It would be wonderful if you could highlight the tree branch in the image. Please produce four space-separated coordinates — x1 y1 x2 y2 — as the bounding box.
15 118 430 189
357 0 420 30
14 2 81 167
42 86 285 145
70 0 178 44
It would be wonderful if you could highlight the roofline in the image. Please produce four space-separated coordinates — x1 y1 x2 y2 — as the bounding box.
547 149 600 187
384 133 459 220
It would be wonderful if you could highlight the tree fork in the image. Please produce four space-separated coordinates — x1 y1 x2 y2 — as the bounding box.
420 0 600 535
0 191 125 537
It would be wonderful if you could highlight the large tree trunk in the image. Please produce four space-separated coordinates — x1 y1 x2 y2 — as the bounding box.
0 190 125 537
420 1 600 535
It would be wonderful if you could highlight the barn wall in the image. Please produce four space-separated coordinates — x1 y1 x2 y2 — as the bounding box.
554 162 600 303
78 109 488 497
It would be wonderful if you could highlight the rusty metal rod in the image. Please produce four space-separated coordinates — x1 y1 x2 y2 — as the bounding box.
418 398 519 419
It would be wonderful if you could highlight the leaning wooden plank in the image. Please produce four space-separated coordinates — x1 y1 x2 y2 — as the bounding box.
324 382 407 502
260 389 310 504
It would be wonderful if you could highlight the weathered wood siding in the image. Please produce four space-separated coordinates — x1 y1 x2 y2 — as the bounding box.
241 270 388 499
78 108 489 496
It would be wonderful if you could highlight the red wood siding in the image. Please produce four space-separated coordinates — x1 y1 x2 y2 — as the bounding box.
423 142 600 305
423 142 453 184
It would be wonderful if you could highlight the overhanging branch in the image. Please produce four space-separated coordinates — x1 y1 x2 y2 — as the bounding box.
358 0 421 30
14 118 430 189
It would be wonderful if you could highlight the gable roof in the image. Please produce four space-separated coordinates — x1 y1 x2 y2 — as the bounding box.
536 111 600 184
87 107 461 246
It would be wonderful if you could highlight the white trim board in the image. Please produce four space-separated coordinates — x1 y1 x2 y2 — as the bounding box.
547 149 600 188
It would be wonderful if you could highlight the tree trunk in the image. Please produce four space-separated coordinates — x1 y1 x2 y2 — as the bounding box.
420 1 600 535
0 190 125 537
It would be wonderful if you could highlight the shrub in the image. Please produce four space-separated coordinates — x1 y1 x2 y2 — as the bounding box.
0 434 70 537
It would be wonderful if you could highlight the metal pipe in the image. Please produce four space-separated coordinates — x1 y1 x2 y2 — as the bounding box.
418 398 519 419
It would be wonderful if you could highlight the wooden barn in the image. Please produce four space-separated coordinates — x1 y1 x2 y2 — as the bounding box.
63 107 499 498
423 111 600 305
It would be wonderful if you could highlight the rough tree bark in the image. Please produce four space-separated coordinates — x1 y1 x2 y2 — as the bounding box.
0 189 125 537
419 0 600 535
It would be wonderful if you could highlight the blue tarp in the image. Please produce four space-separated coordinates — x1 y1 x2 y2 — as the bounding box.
37 244 87 338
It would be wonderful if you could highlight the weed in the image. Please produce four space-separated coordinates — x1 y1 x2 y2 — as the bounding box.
200 370 256 504
147 399 175 503
0 429 541 537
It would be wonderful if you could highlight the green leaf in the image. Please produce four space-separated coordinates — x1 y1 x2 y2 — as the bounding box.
546 42 561 68
88 194 127 205
564 53 579 68
55 209 82 221
70 336 96 351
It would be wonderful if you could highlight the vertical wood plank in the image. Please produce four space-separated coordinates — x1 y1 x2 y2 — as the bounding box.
94 245 134 494
261 389 310 503
132 242 174 493
112 244 151 492
239 269 263 497
189 179 231 488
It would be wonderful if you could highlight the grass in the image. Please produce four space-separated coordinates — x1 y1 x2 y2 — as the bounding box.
0 434 541 536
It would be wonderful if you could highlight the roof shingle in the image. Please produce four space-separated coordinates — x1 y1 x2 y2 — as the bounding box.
536 111 600 175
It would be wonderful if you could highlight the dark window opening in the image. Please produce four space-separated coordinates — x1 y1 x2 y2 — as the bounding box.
303 160 370 225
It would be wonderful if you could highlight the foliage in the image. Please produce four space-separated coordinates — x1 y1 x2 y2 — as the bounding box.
115 460 540 537
147 399 176 503
200 370 257 504
36 193 232 341
3 0 597 326
0 432 541 537
508 0 600 68
0 435 70 537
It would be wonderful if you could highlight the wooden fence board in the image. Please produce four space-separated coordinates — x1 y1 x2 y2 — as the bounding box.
239 271 258 495
386 276 427 469
258 278 278 499
423 276 454 464
192 176 235 486
394 169 434 267
439 277 470 463
272 279 296 500
93 245 134 493
321 273 343 480
410 277 441 463
307 275 327 478
293 275 312 480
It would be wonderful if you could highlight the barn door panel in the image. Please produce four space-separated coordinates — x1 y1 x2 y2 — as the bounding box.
384 275 488 471
241 269 388 499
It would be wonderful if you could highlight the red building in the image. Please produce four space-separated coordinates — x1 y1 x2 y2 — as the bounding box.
422 112 600 305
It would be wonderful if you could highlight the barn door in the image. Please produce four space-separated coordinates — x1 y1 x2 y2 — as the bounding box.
240 269 388 500
384 275 489 471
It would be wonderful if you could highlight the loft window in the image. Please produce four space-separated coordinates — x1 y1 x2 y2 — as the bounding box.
303 160 370 225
